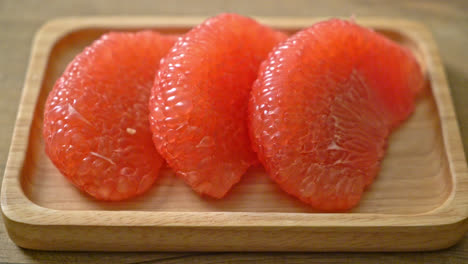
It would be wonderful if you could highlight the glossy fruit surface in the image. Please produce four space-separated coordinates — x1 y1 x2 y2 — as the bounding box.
44 31 176 201
249 19 424 211
150 13 287 198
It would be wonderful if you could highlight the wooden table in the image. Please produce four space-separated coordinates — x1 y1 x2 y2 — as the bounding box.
1 0 467 263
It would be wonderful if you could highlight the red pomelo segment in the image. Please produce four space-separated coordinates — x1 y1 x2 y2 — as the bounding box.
249 19 424 211
150 13 287 198
43 31 176 201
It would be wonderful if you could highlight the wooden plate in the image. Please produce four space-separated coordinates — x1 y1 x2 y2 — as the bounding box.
2 17 468 252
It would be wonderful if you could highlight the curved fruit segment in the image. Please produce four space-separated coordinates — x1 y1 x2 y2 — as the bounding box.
43 31 176 201
150 13 287 198
249 19 424 211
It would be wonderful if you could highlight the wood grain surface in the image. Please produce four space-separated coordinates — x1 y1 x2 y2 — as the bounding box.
3 16 467 252
1 0 467 263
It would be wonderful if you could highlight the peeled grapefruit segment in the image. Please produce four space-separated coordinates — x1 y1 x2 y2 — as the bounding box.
249 19 424 211
149 13 287 198
43 31 176 201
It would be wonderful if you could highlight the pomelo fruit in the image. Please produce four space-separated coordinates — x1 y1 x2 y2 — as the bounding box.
149 13 287 198
249 19 424 211
43 31 176 201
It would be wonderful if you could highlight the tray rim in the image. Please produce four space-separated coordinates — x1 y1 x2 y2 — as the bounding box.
2 16 468 232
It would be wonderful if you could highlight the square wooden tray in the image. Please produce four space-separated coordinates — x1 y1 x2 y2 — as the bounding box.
2 16 468 252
